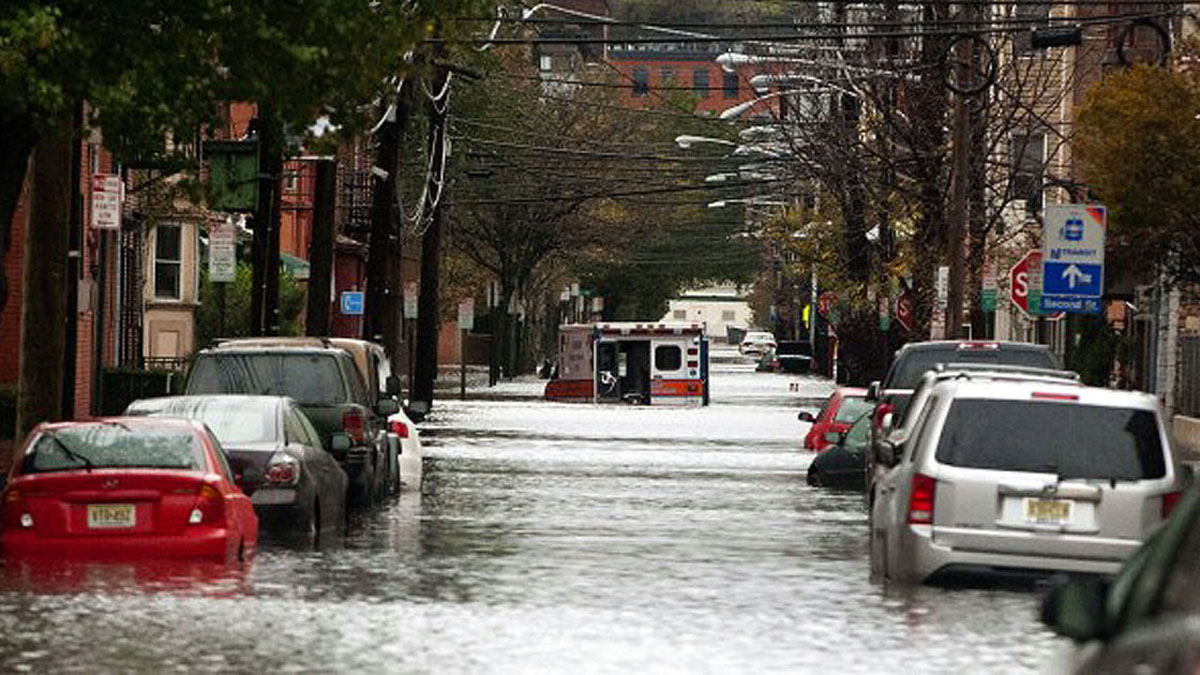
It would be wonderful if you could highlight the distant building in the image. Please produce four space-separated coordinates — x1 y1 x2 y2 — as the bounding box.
660 285 753 342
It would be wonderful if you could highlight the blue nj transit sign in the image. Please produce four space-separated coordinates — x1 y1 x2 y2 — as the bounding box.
1041 204 1105 314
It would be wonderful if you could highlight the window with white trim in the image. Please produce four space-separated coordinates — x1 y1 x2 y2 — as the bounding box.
154 223 182 300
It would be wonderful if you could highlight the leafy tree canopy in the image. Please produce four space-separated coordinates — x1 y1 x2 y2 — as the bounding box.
1075 63 1200 286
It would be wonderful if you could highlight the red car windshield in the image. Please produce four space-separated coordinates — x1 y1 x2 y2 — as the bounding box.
22 425 205 474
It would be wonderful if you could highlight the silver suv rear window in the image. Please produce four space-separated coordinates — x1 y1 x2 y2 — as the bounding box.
935 399 1165 480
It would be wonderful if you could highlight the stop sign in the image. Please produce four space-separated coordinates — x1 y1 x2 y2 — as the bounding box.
1009 250 1063 319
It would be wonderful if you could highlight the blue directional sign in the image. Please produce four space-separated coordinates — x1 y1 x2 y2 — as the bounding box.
340 290 365 316
1041 204 1105 315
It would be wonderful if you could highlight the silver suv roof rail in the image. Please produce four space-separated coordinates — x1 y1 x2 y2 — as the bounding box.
934 362 1081 381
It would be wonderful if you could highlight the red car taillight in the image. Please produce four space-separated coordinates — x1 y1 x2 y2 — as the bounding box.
1163 490 1183 519
390 420 409 439
342 410 366 444
907 473 937 525
265 454 301 486
2 487 29 528
189 483 225 526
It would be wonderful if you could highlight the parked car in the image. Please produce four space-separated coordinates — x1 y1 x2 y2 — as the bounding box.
866 364 1081 503
866 340 1060 438
870 374 1181 585
800 387 872 451
0 418 258 562
1041 481 1200 674
807 412 871 490
387 408 424 492
775 340 815 374
739 331 777 357
125 395 348 539
211 337 407 494
185 344 395 507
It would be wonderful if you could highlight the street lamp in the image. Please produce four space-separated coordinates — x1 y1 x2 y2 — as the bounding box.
675 134 738 149
719 90 812 120
708 199 789 209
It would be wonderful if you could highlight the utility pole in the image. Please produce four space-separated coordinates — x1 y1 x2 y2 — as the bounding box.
306 157 338 336
363 79 411 365
411 58 452 414
250 110 283 336
16 112 74 448
945 1 983 340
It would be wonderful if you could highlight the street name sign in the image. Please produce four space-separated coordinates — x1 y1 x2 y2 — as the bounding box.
403 282 418 319
340 290 365 316
208 220 237 283
91 174 122 230
981 261 997 312
458 297 475 331
1041 204 1106 314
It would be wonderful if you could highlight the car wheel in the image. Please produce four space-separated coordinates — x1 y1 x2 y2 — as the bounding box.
807 469 823 487
237 540 246 563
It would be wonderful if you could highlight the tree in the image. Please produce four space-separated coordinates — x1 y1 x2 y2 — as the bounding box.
1075 64 1200 287
2 0 486 443
195 263 307 347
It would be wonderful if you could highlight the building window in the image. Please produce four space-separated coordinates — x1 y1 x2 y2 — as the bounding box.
655 345 683 371
661 68 676 88
632 66 650 97
284 172 298 193
723 72 739 99
722 310 736 321
154 223 183 300
1010 132 1046 213
693 69 710 98
539 55 553 71
673 309 687 320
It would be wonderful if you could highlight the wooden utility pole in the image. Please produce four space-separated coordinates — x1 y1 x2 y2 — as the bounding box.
363 80 411 365
16 114 74 448
306 157 338 336
250 111 283 336
411 61 452 414
945 1 983 339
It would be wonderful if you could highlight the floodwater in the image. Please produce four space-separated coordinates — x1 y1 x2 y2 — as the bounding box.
0 349 1065 673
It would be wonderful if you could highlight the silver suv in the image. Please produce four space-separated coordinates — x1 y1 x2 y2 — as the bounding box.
870 373 1182 584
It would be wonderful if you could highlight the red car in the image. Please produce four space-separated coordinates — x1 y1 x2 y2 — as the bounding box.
1 418 258 563
800 387 873 451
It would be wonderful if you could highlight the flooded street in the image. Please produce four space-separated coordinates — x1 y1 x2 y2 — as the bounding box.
0 354 1064 673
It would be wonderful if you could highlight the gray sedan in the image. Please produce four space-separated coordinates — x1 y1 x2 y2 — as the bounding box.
126 394 348 541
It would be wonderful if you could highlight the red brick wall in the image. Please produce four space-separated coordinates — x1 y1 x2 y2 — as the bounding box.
0 175 29 386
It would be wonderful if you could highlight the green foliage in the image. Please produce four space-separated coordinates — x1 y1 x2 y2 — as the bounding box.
195 261 306 346
1 0 490 161
1065 315 1128 387
1075 63 1200 286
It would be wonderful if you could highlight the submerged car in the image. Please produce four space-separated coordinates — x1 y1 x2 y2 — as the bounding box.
185 344 393 507
775 340 815 374
739 331 777 357
386 408 424 492
1 418 258 562
867 340 1060 437
807 412 870 490
870 374 1181 585
801 387 872 451
126 395 348 539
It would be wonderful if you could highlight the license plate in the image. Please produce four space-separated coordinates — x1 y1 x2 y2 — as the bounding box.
1024 498 1071 524
87 503 136 529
